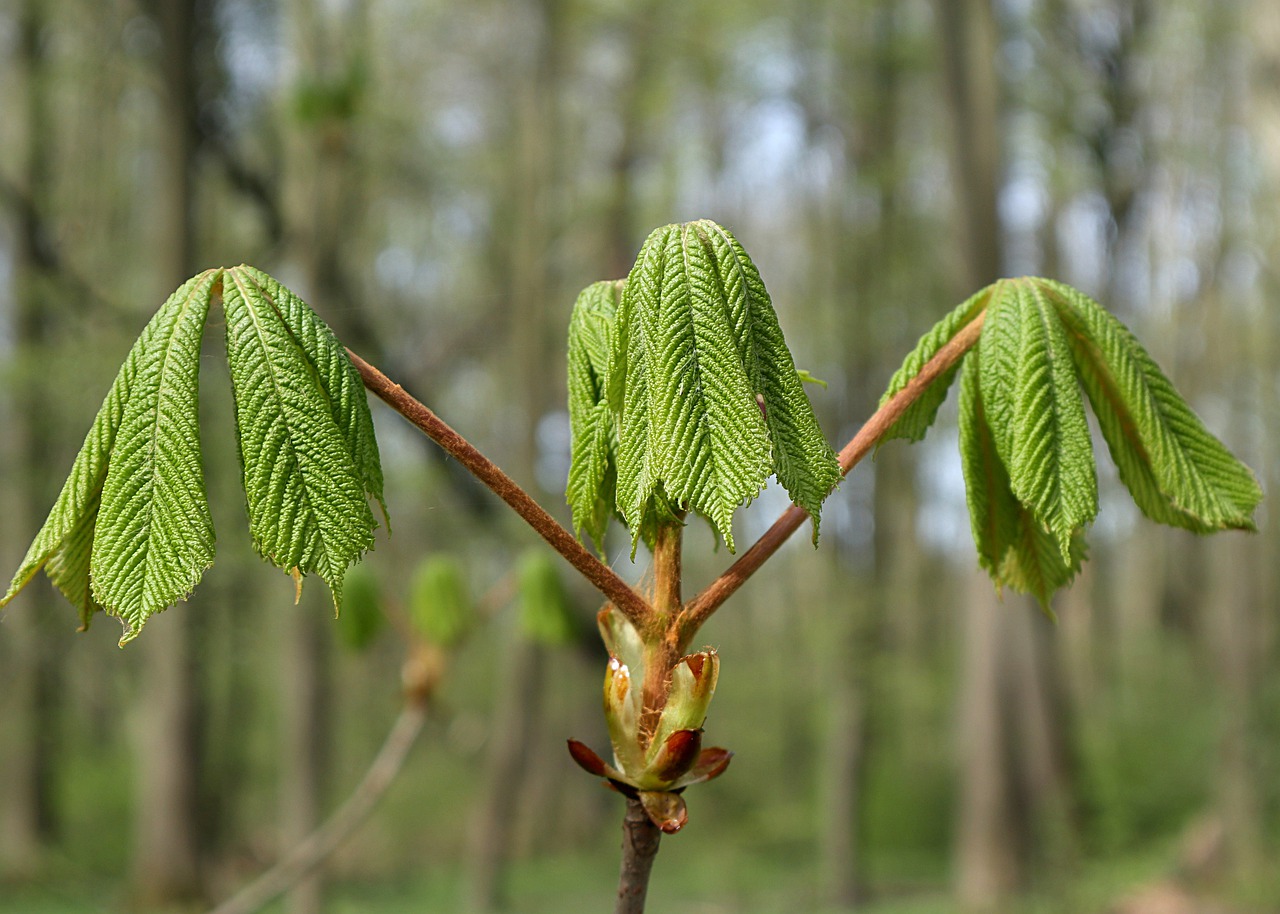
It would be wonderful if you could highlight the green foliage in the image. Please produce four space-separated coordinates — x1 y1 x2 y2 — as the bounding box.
566 280 623 551
885 276 1261 606
569 219 840 554
516 551 576 646
408 555 471 648
1 267 386 644
336 562 384 651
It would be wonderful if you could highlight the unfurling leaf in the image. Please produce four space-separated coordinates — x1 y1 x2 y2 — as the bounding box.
517 551 577 646
2 271 220 642
599 219 839 553
2 266 388 643
883 275 1259 608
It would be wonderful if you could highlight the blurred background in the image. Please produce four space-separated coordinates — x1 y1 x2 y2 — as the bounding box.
0 0 1277 912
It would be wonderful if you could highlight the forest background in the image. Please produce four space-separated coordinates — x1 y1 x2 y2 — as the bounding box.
1 1 1278 913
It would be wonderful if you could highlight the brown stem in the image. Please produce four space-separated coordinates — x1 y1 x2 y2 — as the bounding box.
639 521 684 743
615 797 663 914
345 348 653 630
679 308 988 635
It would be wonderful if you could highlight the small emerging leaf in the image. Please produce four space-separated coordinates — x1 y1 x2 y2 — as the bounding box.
408 555 471 647
517 551 577 646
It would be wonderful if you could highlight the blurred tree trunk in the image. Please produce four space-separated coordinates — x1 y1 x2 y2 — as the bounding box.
2 0 63 876
465 1 565 909
275 1 371 910
936 1 1078 907
129 0 208 906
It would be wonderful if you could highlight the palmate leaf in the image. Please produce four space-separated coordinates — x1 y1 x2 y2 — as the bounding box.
607 220 838 552
221 266 382 611
1042 279 1262 532
2 266 387 643
882 275 1258 609
2 271 220 638
566 280 624 551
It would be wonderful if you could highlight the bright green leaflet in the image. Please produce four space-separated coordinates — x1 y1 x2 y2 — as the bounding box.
222 266 381 612
958 358 1085 608
566 280 624 551
878 284 992 443
2 270 220 640
606 219 838 552
1042 279 1261 532
2 267 387 643
978 280 1097 560
408 555 471 648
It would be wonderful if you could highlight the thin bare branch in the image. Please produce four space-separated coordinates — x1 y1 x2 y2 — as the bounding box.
615 797 663 914
207 702 428 914
345 348 653 630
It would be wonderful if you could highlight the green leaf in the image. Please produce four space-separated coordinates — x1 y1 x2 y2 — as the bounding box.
1042 279 1262 532
701 222 841 540
978 279 1097 560
878 284 992 443
90 271 219 642
958 358 1084 608
609 220 838 551
566 280 624 551
221 266 382 611
408 555 471 647
1 270 220 638
517 551 577 646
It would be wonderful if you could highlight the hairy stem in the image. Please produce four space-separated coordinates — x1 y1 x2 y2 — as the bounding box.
615 797 663 914
206 701 428 914
680 309 987 633
639 521 683 742
346 348 653 630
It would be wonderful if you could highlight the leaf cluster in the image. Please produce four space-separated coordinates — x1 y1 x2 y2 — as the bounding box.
1 267 386 644
880 277 1261 606
567 220 841 554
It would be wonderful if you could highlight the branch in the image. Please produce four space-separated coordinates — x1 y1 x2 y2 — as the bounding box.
615 797 663 914
206 701 428 914
345 348 653 629
680 308 987 633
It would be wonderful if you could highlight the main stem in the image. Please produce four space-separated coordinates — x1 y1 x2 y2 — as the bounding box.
616 797 662 914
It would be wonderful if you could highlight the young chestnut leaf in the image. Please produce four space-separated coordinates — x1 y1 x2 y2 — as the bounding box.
882 275 1261 607
574 219 840 554
1 267 387 644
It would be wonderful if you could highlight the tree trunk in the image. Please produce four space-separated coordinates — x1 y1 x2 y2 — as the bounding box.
2 0 63 875
129 0 208 905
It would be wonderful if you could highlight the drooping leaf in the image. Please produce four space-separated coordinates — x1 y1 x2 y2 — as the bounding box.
221 266 380 611
878 284 992 443
89 270 219 642
978 279 1097 560
1 270 220 637
1042 279 1262 532
701 222 841 540
408 555 471 647
608 220 837 552
958 358 1084 608
566 280 623 551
